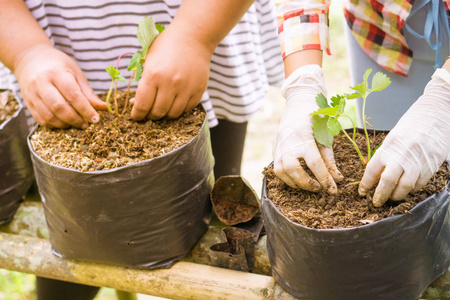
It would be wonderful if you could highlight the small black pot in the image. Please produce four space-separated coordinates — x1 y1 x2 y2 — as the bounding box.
28 116 214 269
0 92 34 224
262 167 450 300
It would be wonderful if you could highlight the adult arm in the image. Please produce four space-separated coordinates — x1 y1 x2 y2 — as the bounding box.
359 61 450 206
0 0 105 128
272 0 343 194
131 0 255 120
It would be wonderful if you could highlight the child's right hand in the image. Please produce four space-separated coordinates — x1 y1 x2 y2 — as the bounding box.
14 44 106 129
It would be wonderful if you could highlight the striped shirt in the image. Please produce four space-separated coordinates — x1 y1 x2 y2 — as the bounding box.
276 0 450 76
0 0 284 127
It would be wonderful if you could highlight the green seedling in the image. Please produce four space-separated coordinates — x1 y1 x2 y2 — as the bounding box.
105 16 165 116
105 66 126 114
310 69 391 164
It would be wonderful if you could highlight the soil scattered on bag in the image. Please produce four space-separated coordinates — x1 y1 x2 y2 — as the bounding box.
264 131 450 229
0 91 19 125
30 91 205 171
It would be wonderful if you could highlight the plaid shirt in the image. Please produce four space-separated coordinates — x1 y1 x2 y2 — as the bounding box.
276 0 450 76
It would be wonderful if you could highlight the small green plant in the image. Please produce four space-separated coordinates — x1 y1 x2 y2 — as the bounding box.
105 16 165 115
310 69 391 164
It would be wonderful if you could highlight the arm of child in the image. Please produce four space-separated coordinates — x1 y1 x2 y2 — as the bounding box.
131 0 255 121
0 0 105 129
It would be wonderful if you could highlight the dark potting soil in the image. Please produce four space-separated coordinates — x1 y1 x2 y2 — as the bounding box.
264 131 450 229
30 91 205 171
0 91 19 125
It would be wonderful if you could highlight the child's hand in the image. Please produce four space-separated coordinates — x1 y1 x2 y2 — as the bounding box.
14 45 106 128
131 26 212 121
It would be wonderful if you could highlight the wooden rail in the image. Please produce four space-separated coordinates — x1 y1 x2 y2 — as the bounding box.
0 200 448 299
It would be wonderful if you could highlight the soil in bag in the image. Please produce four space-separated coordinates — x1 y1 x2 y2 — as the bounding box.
262 130 450 299
29 92 215 268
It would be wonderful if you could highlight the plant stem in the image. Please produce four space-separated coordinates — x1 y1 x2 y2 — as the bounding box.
341 128 366 165
361 93 371 161
121 70 136 116
105 82 115 114
116 52 135 69
113 79 119 115
343 114 357 142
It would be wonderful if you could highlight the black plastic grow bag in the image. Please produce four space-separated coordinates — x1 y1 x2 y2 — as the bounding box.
262 176 450 300
0 95 34 224
28 117 214 269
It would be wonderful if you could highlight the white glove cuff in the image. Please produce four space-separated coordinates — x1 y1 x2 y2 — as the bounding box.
431 68 450 87
281 64 326 99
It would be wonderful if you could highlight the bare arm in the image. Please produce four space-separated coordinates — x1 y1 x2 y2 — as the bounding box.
131 0 255 120
0 0 52 72
0 0 105 128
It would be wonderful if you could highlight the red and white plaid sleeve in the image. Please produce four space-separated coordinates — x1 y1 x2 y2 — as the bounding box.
276 0 331 59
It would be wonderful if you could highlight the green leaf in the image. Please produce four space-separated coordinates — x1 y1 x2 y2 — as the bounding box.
155 24 165 34
106 66 120 79
313 117 334 147
309 106 339 117
116 76 127 82
370 72 391 92
327 117 341 136
330 94 344 107
137 16 160 58
369 141 383 157
350 68 372 95
362 68 372 86
345 92 362 99
127 51 143 71
315 93 328 108
134 64 143 82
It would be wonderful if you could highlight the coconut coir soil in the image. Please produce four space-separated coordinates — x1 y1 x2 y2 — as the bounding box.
30 92 205 171
264 130 450 229
0 92 18 125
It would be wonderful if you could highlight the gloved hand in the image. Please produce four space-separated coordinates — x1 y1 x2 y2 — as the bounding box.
359 68 450 207
273 64 344 194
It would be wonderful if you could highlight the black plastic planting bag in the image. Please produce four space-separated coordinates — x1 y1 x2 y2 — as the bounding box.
262 179 450 300
28 119 214 269
0 99 34 224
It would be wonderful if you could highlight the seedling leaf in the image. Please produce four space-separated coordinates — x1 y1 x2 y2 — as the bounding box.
134 64 143 82
369 141 383 157
155 24 165 33
330 94 344 107
128 51 143 71
327 117 341 136
313 117 334 148
309 106 339 116
316 93 329 108
106 66 120 79
345 92 361 99
370 72 391 92
137 16 160 58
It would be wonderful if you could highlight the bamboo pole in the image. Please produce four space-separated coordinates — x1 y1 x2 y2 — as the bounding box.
0 201 448 299
0 232 297 300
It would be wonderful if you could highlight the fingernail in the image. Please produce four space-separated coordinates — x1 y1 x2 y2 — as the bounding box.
373 199 382 207
328 186 337 194
359 186 367 196
91 115 99 123
81 123 88 130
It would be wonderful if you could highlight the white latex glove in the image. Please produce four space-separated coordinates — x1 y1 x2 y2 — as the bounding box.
359 68 450 207
273 64 344 194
